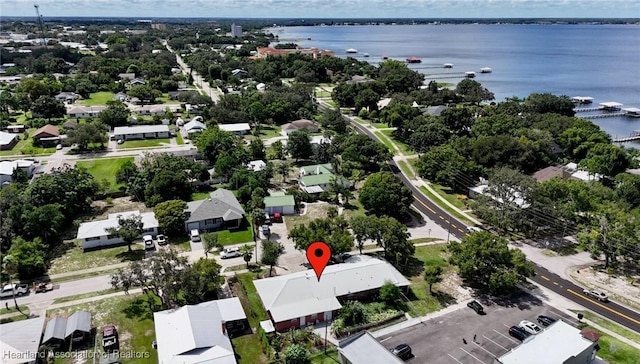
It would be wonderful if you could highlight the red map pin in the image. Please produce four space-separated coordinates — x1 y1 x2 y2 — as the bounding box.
306 241 331 281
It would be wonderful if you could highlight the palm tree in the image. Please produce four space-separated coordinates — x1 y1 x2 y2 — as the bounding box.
277 162 291 183
2 255 28 317
240 244 255 269
251 208 266 242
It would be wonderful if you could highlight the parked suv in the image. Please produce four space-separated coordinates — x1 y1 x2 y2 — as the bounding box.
390 344 412 360
537 315 556 327
583 289 609 302
519 320 542 335
220 247 241 259
467 300 484 315
143 235 154 250
156 234 167 246
508 325 531 341
190 229 201 243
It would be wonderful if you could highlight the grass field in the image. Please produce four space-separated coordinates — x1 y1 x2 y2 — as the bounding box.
381 129 413 155
175 132 184 145
431 183 470 212
217 218 254 245
48 239 144 275
118 138 170 149
79 91 115 105
397 160 415 178
419 186 474 225
285 203 332 230
407 244 455 316
76 157 134 192
374 131 395 152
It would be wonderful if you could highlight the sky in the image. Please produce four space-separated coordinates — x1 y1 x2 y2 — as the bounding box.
2 0 639 19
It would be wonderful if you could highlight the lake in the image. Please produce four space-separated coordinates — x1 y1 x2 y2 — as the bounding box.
268 24 640 141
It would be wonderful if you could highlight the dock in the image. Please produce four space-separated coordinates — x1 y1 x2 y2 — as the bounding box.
613 130 640 143
572 96 594 104
580 112 626 119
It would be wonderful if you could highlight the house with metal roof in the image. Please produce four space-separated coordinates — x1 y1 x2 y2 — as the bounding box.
154 298 247 364
264 192 295 215
218 123 251 135
76 210 159 249
184 119 207 134
281 119 318 136
246 160 266 172
184 189 245 232
0 315 46 364
66 105 107 118
0 159 36 186
338 331 403 364
0 131 17 150
112 125 170 141
254 255 410 332
42 311 91 348
298 163 350 194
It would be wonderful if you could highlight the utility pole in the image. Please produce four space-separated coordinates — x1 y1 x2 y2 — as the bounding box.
446 218 452 243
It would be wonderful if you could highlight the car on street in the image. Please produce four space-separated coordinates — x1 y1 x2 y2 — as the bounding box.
466 226 482 233
390 343 412 360
156 234 167 246
519 320 543 335
537 315 556 327
508 325 531 341
0 283 29 299
467 300 484 315
220 247 241 259
583 289 609 302
143 235 155 250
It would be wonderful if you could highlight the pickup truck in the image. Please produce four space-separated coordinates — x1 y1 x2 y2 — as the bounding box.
34 282 54 293
102 325 119 353
0 283 29 299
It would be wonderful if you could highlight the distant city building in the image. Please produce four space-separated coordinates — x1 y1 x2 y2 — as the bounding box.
151 23 167 30
230 23 243 37
255 47 334 59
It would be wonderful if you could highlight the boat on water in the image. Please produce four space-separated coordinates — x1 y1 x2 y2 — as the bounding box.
345 48 358 54
480 67 492 73
382 55 389 60
465 71 476 78
406 56 421 63
363 53 370 57
444 63 453 68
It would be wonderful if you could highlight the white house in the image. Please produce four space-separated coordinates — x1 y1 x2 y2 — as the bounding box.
76 210 158 249
218 123 251 135
563 162 603 182
66 105 107 118
0 131 17 150
112 125 170 141
135 105 167 116
184 119 207 134
247 160 266 172
264 192 295 215
154 298 247 364
0 315 46 364
281 119 318 136
254 256 410 332
339 331 404 364
0 159 36 186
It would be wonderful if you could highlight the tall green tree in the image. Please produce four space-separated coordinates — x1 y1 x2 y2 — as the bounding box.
32 96 65 122
424 265 443 294
67 121 108 150
6 237 47 279
154 200 188 238
261 239 284 277
287 130 313 161
106 215 143 252
98 101 130 128
359 171 413 219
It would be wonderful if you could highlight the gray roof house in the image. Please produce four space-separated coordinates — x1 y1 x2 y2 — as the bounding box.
54 92 79 104
42 311 92 347
42 317 68 347
185 189 245 232
338 331 403 364
0 315 46 364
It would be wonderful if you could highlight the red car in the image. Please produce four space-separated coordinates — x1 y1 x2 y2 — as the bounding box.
272 212 283 223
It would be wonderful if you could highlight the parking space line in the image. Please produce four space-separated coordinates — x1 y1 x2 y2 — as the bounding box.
493 329 519 345
459 347 486 364
448 354 464 364
473 341 499 357
482 335 508 351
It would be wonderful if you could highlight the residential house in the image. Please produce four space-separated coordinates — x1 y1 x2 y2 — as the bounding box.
563 162 603 182
468 184 531 209
0 131 17 150
135 104 168 116
495 320 601 364
76 210 159 249
154 298 247 364
42 311 91 348
376 98 392 110
112 125 170 141
231 69 248 78
247 160 266 172
346 75 374 85
0 316 46 364
338 331 403 364
264 192 295 215
54 91 79 104
168 89 197 100
531 166 572 183
310 135 331 146
118 73 136 80
281 119 318 136
254 255 410 332
184 119 207 134
299 163 350 194
66 105 106 119
0 159 36 185
255 47 334 59
114 92 129 102
5 124 26 133
184 189 245 232
32 124 61 146
422 105 447 116
129 78 146 87
218 123 251 136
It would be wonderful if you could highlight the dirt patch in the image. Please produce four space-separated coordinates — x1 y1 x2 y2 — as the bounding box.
571 266 640 310
92 197 150 220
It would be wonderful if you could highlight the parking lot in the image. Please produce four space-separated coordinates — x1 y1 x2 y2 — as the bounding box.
378 292 579 364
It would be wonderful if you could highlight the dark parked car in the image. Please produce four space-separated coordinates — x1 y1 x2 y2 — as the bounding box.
467 300 484 314
509 325 531 341
537 315 556 327
391 344 412 360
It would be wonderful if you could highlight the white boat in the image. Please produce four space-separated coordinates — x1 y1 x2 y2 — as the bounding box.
465 71 476 78
345 48 358 54
444 63 453 68
480 67 492 73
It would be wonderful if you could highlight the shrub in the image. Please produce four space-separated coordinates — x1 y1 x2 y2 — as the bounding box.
284 344 310 364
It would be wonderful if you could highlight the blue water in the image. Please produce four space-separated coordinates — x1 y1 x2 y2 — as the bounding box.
268 24 640 140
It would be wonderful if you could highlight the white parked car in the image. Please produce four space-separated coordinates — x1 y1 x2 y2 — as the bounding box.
583 289 609 302
466 226 482 234
190 229 201 243
143 235 155 250
156 234 167 246
220 247 241 259
519 320 542 335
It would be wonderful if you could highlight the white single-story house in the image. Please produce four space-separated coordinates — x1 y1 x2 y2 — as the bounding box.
339 331 404 364
184 119 207 134
468 184 530 209
112 125 170 141
264 192 295 215
55 92 79 104
76 210 159 249
66 105 107 118
154 298 247 364
135 104 167 116
299 163 350 194
281 119 318 136
563 162 603 182
254 255 410 332
310 135 331 145
247 160 266 172
0 315 46 364
218 123 251 135
5 124 26 133
0 131 17 150
185 189 245 232
0 159 36 186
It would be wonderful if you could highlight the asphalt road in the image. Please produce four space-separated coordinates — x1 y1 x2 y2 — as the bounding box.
329 100 640 334
4 275 113 306
530 265 640 333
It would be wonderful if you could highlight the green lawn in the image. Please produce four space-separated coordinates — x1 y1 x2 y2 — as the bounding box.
0 305 29 315
381 129 413 155
232 334 267 364
419 186 474 225
310 348 340 363
236 272 269 327
397 160 416 178
373 123 389 129
76 157 134 192
314 90 332 98
79 91 115 105
577 325 640 364
572 310 640 344
0 135 31 156
48 239 145 275
217 218 254 245
0 128 57 156
407 244 455 316
374 131 397 153
175 132 184 145
257 124 282 139
341 199 366 220
431 183 471 212
157 93 181 104
48 294 157 364
118 138 170 149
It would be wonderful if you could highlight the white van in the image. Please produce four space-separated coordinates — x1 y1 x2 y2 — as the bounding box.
190 229 201 242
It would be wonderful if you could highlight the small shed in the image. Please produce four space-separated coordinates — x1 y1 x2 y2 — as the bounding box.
65 311 91 342
42 317 68 348
264 192 295 215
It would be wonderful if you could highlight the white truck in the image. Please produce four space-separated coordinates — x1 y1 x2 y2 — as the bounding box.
0 283 29 299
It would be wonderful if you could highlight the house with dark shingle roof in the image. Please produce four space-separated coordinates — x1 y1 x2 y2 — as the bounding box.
184 189 245 232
